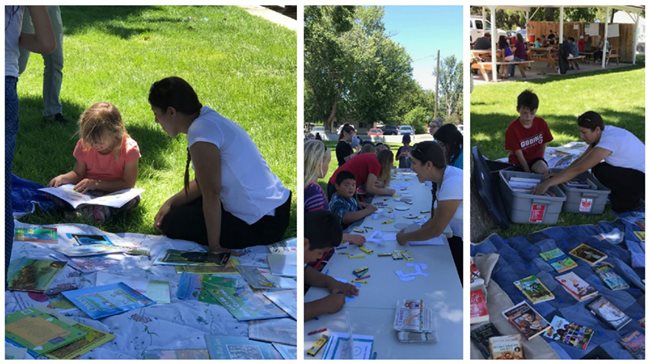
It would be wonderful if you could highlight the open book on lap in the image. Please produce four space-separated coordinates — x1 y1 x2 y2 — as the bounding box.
39 184 143 209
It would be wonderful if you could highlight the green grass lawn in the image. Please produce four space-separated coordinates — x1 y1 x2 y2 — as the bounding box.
471 66 645 238
15 6 297 238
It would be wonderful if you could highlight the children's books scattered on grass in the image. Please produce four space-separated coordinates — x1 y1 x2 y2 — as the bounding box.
470 287 490 324
39 184 143 209
321 332 374 359
594 263 629 291
586 296 631 330
204 335 283 359
156 249 230 266
5 307 86 356
272 343 297 359
513 275 555 304
143 349 210 359
555 271 598 302
45 322 115 359
470 323 502 359
263 290 297 319
248 317 297 346
7 258 66 293
502 301 550 340
14 227 57 243
569 243 607 266
488 334 524 359
62 282 155 320
542 315 593 350
619 330 645 359
539 248 577 273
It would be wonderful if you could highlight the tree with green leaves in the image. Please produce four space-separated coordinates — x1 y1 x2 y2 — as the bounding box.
435 55 463 123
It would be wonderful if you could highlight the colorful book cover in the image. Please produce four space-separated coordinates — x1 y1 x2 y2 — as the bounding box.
156 249 230 266
7 258 66 292
569 243 608 266
62 282 155 320
539 248 577 273
586 296 631 330
488 334 524 359
14 227 57 243
633 231 645 242
69 234 113 245
248 317 297 346
543 315 594 350
470 287 490 324
619 330 645 359
143 349 210 359
204 286 289 321
45 323 115 359
502 301 550 340
176 273 238 301
555 272 598 301
204 335 283 359
513 275 555 303
237 265 277 290
470 323 501 359
263 290 297 319
5 307 86 355
594 263 629 291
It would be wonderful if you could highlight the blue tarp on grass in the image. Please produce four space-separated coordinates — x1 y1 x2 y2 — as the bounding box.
471 213 645 359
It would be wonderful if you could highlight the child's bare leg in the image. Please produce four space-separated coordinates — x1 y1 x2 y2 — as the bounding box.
531 160 548 175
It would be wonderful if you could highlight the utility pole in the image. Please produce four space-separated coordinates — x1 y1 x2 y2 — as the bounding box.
434 49 440 119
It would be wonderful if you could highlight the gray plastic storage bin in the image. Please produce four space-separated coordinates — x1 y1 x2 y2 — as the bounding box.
552 169 610 214
499 170 567 224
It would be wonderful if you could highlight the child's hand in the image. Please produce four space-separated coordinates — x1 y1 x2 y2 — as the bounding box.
365 204 377 213
321 293 346 314
328 280 359 297
48 175 68 187
345 233 366 246
396 229 408 246
154 200 172 230
74 178 99 193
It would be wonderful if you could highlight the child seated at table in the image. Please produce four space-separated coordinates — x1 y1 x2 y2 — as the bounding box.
329 171 377 227
504 90 553 174
305 211 359 321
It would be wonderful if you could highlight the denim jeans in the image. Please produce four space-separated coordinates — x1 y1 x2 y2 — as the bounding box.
509 56 524 77
5 76 19 276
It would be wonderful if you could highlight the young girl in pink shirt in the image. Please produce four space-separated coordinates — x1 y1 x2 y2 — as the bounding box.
48 102 141 221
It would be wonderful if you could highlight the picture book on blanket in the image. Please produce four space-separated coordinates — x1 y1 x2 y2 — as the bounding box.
272 343 297 359
470 287 490 324
542 315 594 350
14 227 57 243
488 334 524 359
39 184 143 209
156 249 230 266
502 301 550 340
513 275 555 304
55 244 125 257
237 265 296 290
569 243 607 266
176 273 238 301
471 323 502 359
539 248 577 273
248 317 297 346
203 285 289 321
263 290 297 319
5 307 86 356
62 282 155 320
554 271 598 301
7 257 66 292
204 335 283 359
68 233 113 245
594 263 629 291
46 322 115 359
586 296 632 330
619 330 645 359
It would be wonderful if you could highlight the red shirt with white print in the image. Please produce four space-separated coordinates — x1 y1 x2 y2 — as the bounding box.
505 116 553 166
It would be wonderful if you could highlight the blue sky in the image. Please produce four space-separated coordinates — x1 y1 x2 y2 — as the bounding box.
383 6 463 90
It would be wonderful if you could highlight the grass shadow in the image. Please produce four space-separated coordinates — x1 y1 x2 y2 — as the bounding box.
523 64 645 85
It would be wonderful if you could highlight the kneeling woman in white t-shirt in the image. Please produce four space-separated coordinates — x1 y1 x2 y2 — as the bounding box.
396 141 463 283
148 76 291 252
535 111 645 212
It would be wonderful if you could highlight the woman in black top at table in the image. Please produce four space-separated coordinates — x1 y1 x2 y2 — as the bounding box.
336 123 356 167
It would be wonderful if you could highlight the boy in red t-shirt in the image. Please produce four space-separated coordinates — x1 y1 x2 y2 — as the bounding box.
504 90 553 174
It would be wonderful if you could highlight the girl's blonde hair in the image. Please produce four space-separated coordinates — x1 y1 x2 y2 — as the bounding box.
304 139 328 185
79 102 126 154
377 149 394 187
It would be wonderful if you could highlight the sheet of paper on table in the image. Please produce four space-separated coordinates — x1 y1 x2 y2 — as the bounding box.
321 331 375 359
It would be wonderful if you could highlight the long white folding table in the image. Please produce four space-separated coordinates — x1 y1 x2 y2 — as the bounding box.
304 170 463 359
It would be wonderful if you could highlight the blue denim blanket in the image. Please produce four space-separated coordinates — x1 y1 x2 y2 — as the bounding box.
11 174 56 217
472 212 645 359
